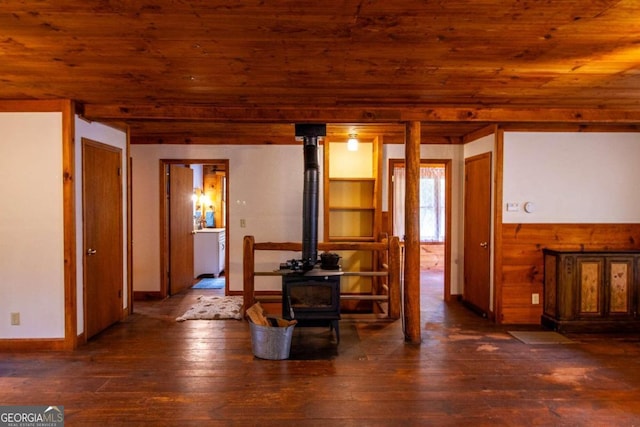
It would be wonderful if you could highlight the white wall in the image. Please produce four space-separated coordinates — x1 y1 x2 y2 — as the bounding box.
384 143 465 295
0 113 65 338
131 144 318 292
0 112 128 340
503 132 640 223
74 117 128 334
133 132 640 297
133 142 465 295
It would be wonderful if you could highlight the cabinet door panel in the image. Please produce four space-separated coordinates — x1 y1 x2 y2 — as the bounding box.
607 259 633 316
577 258 603 317
543 254 557 317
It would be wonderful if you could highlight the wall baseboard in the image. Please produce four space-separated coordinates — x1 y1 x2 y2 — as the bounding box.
133 291 163 301
0 338 69 351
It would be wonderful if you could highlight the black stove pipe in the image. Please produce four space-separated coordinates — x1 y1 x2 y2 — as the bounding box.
295 123 326 271
302 138 319 270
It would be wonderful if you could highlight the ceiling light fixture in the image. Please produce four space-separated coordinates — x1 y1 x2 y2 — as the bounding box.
347 134 359 151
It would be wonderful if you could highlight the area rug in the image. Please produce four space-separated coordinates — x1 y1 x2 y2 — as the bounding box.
508 331 575 345
176 295 243 321
192 277 225 289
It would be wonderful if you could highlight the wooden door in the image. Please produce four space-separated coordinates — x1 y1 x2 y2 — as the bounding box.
169 164 194 295
83 139 123 339
463 153 492 317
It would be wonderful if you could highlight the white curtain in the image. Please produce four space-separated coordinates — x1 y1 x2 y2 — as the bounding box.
393 165 445 242
393 166 406 240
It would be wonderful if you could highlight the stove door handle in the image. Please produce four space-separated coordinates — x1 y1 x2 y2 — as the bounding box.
288 296 295 319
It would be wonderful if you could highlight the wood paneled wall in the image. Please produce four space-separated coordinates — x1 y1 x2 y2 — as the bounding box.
498 223 640 324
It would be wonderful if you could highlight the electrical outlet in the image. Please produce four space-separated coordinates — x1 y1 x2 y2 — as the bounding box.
10 312 20 326
240 219 246 228
531 293 540 305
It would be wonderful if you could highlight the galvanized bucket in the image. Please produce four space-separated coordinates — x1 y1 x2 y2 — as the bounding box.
250 321 295 360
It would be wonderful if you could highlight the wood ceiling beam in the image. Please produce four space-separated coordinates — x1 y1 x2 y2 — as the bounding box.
129 134 461 145
131 135 297 145
83 104 640 124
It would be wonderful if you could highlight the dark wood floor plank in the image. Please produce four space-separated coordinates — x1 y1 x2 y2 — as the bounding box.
2 279 640 425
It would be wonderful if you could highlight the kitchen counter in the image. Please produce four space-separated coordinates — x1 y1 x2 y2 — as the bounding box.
194 228 226 278
196 227 225 233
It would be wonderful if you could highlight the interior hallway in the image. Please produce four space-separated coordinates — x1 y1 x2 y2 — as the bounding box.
1 251 640 425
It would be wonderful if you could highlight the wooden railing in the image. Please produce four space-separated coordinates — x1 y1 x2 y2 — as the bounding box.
243 235 401 319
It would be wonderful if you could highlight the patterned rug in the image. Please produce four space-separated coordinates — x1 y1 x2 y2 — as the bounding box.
176 295 243 321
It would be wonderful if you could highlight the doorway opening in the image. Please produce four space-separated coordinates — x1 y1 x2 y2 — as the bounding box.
389 159 452 306
160 159 229 298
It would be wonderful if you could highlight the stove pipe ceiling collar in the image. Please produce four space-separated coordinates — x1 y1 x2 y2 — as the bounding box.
295 123 326 271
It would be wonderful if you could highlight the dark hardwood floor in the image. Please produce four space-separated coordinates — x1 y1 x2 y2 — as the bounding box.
2 269 640 425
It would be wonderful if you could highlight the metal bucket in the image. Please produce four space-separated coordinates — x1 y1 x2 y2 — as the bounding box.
250 321 295 360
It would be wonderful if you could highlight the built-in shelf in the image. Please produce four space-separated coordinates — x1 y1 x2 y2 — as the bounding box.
329 209 374 240
323 138 382 296
324 142 379 243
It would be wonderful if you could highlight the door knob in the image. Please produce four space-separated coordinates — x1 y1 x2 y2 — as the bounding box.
479 242 488 248
87 248 97 255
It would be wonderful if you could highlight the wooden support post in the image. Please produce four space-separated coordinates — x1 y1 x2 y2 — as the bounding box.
404 122 422 344
243 235 256 312
388 235 401 319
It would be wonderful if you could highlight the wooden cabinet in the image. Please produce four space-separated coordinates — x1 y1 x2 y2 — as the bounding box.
542 249 640 332
203 165 226 229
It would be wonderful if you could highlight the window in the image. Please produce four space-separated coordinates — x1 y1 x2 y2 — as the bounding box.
393 164 445 242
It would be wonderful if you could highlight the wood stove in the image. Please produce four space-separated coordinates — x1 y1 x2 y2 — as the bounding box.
278 123 342 343
282 272 341 342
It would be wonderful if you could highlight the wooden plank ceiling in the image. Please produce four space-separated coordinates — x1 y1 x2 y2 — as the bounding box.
1 0 640 144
